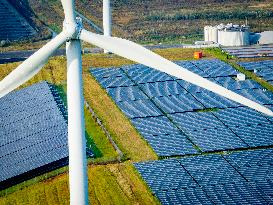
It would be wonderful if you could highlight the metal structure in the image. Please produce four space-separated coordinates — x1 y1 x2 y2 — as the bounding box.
0 0 273 204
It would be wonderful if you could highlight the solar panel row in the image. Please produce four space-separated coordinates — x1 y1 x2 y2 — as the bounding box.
223 45 273 58
134 149 273 204
0 81 93 189
238 60 273 82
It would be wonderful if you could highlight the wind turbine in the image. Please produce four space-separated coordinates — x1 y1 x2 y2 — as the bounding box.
0 0 273 204
103 0 111 53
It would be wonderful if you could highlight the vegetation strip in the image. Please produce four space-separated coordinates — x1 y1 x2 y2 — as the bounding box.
84 100 124 161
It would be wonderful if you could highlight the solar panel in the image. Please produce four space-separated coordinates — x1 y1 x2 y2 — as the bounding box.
141 133 197 157
139 80 187 98
238 61 273 81
106 86 148 102
230 124 273 147
169 112 225 132
153 93 204 113
192 59 237 77
123 64 173 83
236 88 273 105
174 61 208 77
134 159 196 192
176 79 207 93
203 182 267 204
131 116 197 156
131 116 180 136
223 149 273 202
193 90 240 109
223 46 273 58
213 107 271 128
134 150 273 204
156 187 214 205
261 60 273 69
178 155 244 186
94 74 135 88
0 82 90 189
214 77 263 90
116 99 163 118
186 127 248 152
90 67 125 79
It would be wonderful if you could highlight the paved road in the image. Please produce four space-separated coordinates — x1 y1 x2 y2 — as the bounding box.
0 43 218 64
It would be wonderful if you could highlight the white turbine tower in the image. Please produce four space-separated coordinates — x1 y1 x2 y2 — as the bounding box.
0 0 273 204
103 0 111 53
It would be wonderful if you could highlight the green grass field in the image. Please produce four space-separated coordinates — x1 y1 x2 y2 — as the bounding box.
0 47 272 204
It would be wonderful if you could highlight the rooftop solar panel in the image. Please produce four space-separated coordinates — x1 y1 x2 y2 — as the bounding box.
0 82 82 189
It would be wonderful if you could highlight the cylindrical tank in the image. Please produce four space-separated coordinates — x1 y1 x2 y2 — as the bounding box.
218 30 249 46
204 26 210 41
210 26 218 43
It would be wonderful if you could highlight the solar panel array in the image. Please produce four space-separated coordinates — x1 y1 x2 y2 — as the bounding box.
90 59 273 157
222 45 273 58
134 149 273 204
0 81 93 189
238 60 273 85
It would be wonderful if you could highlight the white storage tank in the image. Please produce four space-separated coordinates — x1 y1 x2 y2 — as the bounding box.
204 26 210 42
259 31 273 45
218 30 250 46
210 26 218 43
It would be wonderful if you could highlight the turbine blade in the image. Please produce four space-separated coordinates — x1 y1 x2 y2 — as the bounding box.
80 29 273 116
61 0 76 25
0 31 67 98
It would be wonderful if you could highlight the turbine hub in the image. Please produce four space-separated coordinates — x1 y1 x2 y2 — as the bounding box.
63 17 83 40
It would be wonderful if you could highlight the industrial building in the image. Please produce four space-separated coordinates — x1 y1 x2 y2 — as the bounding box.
204 24 250 46
204 23 273 47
